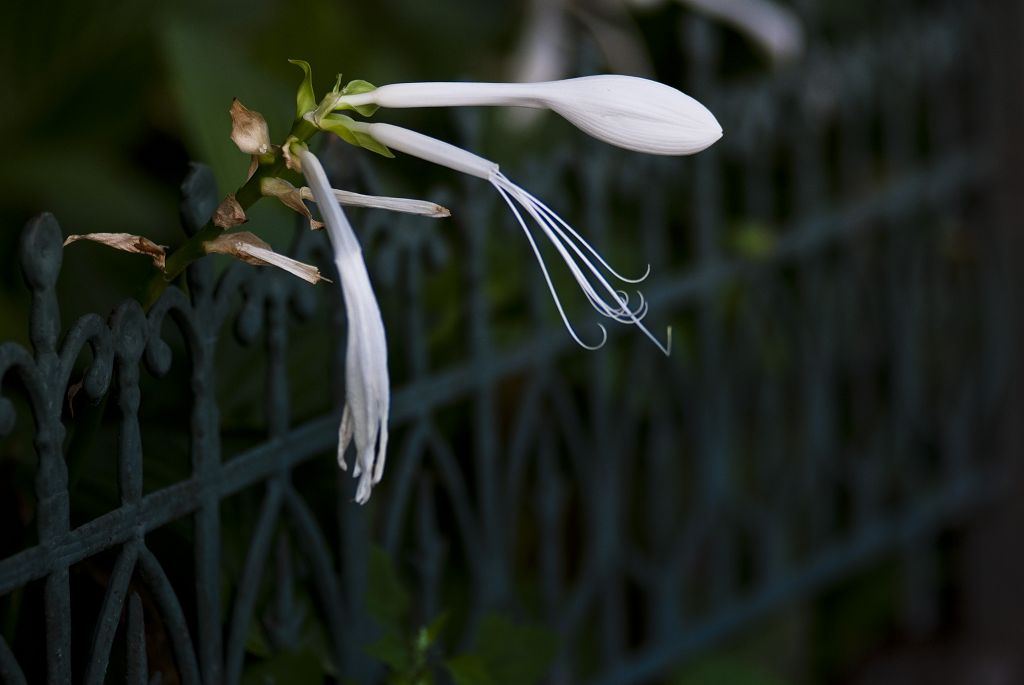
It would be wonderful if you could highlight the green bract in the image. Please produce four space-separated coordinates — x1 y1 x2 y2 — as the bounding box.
338 80 379 117
288 59 316 118
320 113 394 158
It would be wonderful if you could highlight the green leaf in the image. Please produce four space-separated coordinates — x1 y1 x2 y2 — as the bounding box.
320 113 394 158
340 79 380 117
366 631 412 672
161 20 290 194
472 615 558 685
244 620 273 658
444 655 497 685
288 59 316 118
241 648 325 685
319 113 358 145
729 221 777 260
423 611 450 648
365 546 410 630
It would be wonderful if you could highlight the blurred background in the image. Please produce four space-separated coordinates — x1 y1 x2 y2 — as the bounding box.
1 0 1022 683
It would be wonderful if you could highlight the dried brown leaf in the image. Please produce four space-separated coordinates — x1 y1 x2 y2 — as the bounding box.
229 98 272 156
63 232 167 270
212 195 247 229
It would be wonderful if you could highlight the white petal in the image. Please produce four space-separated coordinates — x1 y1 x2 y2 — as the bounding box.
300 150 391 504
535 75 722 155
298 187 450 217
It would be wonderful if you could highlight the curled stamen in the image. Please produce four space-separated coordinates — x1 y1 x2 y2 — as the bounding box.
492 179 609 350
511 178 652 284
489 170 671 355
358 121 672 354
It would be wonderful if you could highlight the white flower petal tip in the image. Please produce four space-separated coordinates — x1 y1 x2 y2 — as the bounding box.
538 75 723 156
300 150 391 505
337 75 722 156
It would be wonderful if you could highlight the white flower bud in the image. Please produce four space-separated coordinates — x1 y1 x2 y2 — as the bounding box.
338 75 722 156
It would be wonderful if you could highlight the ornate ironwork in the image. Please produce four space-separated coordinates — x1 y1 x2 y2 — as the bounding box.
0 2 1018 683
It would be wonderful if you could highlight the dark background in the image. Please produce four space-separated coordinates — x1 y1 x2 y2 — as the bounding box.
1 1 1023 683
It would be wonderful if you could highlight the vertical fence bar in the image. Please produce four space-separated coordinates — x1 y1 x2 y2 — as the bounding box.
685 13 734 610
182 186 224 685
21 218 72 685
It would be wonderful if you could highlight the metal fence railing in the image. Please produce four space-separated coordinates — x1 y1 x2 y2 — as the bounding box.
1 1 1019 683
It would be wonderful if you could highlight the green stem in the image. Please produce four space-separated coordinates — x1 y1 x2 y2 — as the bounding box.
139 117 318 310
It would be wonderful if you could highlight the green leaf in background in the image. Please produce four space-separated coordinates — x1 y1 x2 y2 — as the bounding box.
421 611 449 651
444 654 497 685
4 144 172 238
160 18 290 193
729 221 778 260
240 648 325 685
366 546 410 631
469 614 559 685
366 631 413 673
244 620 274 659
288 59 317 118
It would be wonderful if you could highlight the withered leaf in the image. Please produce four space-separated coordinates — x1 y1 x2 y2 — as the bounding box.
63 232 167 271
229 98 272 156
212 195 247 228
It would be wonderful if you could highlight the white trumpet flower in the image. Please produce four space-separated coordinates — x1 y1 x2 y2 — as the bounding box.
300 150 390 504
333 75 722 156
357 121 671 354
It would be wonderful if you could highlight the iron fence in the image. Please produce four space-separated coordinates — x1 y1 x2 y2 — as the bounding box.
1 1 1020 683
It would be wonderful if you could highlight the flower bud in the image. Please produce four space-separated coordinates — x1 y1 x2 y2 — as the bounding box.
337 75 722 156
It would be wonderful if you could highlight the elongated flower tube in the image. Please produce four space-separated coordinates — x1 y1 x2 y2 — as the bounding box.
358 121 670 354
334 75 722 156
300 150 389 504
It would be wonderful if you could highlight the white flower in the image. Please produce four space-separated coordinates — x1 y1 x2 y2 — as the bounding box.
300 150 390 504
334 75 722 156
355 121 671 354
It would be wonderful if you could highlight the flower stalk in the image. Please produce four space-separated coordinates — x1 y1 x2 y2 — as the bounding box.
140 117 319 309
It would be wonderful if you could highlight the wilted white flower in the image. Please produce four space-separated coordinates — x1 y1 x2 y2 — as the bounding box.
355 121 672 354
300 150 390 504
335 75 722 156
300 187 450 218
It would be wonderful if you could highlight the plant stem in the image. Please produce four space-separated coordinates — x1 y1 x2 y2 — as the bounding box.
140 118 318 310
